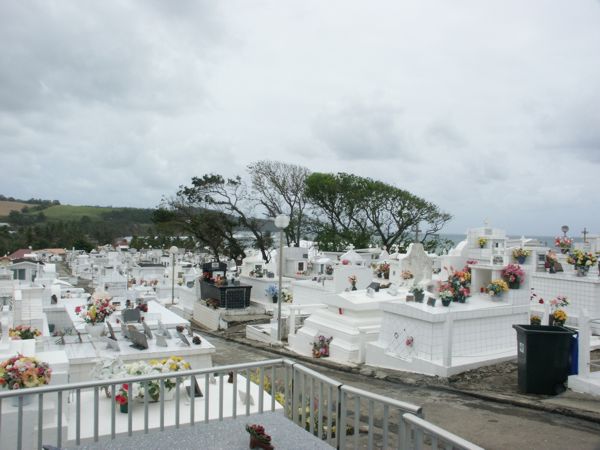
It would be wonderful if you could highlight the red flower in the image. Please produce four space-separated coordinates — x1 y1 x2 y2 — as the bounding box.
75 306 81 314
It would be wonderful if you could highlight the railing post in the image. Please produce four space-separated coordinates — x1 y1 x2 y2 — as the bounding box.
579 309 591 378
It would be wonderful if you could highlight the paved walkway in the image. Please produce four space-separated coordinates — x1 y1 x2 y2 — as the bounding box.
201 329 600 450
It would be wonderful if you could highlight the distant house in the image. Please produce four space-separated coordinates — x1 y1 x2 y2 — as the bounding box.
8 248 36 261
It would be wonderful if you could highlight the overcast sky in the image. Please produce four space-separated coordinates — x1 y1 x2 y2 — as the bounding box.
1 1 599 236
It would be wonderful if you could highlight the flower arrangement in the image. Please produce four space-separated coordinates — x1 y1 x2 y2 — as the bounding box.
401 270 414 280
76 297 116 324
0 354 52 389
567 249 597 271
487 279 509 297
552 309 567 325
123 357 191 401
444 266 471 303
550 295 569 310
325 265 333 275
8 325 42 340
512 248 531 261
348 275 357 290
341 259 350 266
501 264 525 287
478 237 488 248
115 384 128 412
281 289 293 303
246 424 273 450
438 286 454 303
555 236 573 252
378 263 390 275
410 286 425 302
312 335 333 358
530 315 542 325
265 284 278 301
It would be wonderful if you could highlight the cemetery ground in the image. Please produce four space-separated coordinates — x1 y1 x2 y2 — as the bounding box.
199 325 600 450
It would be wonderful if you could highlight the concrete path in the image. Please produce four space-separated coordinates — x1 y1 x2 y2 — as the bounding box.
204 332 600 450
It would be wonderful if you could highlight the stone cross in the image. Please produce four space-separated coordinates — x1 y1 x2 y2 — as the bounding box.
582 227 589 243
413 224 421 242
346 244 355 251
520 236 526 248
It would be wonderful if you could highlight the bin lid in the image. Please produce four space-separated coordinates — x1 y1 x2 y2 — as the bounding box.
513 324 575 335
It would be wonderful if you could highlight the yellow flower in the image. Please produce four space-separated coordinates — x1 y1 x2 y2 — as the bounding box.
184 363 191 369
170 363 178 371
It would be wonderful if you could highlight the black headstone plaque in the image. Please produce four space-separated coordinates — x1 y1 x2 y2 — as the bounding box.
122 308 141 323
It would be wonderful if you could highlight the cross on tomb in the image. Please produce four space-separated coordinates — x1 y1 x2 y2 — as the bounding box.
582 227 589 243
346 244 355 251
413 224 421 242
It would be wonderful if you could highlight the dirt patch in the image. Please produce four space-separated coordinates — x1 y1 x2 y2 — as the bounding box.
0 200 35 216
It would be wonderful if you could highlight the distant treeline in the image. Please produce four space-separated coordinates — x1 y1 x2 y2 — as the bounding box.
0 195 61 207
0 206 159 256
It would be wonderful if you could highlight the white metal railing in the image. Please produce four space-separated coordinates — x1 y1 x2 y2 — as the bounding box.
576 311 600 377
0 358 484 450
402 413 484 450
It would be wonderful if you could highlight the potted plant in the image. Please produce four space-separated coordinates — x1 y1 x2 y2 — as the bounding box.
410 286 425 303
265 285 278 303
246 424 274 450
555 236 573 254
0 354 52 406
501 264 525 289
445 266 471 303
567 249 597 277
76 296 116 337
530 315 542 326
548 296 569 326
512 248 531 264
438 287 454 307
378 263 390 280
478 237 488 248
487 279 509 298
551 309 567 327
115 384 129 413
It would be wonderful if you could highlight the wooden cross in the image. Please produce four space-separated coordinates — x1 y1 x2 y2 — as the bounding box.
582 227 589 243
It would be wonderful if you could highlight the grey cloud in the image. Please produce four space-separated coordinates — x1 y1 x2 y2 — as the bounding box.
312 102 413 161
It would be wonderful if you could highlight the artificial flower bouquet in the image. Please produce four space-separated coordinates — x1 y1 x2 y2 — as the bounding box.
8 325 42 340
487 279 509 297
76 296 116 324
0 354 52 389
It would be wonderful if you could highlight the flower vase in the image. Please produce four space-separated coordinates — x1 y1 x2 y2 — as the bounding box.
548 315 555 326
351 285 357 291
457 297 466 304
576 266 588 277
119 403 128 414
549 266 556 274
561 248 569 254
516 256 526 264
85 323 106 338
384 273 389 280
272 295 278 304
508 281 520 290
441 299 451 307
377 273 382 279
414 293 424 303
11 393 33 408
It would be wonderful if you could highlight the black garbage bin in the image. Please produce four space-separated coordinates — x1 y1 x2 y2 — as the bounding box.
513 324 575 395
